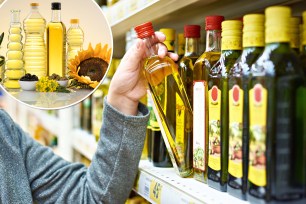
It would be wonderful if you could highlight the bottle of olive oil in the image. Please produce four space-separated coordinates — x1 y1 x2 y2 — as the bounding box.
207 20 243 192
179 24 201 105
248 6 306 203
289 17 301 54
227 14 265 200
149 28 175 168
193 15 224 183
47 2 66 77
134 22 193 177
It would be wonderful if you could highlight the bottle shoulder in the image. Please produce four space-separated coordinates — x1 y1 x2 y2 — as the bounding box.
251 44 303 77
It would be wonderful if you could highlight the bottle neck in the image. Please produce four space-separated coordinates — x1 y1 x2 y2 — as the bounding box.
51 10 61 22
206 30 221 52
144 35 159 57
184 37 199 56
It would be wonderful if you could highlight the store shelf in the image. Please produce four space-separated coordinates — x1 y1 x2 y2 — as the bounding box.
108 0 306 57
135 160 248 204
71 128 98 160
6 89 92 109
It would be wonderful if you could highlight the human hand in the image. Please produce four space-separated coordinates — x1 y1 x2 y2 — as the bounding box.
107 31 178 116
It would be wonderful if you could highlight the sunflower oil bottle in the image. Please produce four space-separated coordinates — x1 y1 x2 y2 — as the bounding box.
179 25 201 105
247 6 306 203
207 20 243 192
177 33 185 62
23 3 46 78
134 22 193 177
47 2 66 77
227 14 265 200
4 10 25 89
67 19 84 63
192 15 224 183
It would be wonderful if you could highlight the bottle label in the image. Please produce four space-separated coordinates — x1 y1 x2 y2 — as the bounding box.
228 85 243 178
208 85 221 171
176 92 185 163
248 83 267 187
193 81 206 171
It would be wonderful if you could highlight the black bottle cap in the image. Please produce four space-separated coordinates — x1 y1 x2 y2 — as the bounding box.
51 2 61 10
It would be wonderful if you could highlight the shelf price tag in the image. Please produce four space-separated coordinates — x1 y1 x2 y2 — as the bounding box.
150 180 162 204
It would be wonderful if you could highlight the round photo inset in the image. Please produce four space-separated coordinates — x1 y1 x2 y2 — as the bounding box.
0 0 113 109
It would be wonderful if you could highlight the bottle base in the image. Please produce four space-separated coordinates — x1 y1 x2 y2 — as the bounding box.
227 184 246 201
207 178 227 192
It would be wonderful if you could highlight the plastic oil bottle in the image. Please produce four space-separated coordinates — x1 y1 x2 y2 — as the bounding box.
4 10 25 89
23 3 46 78
66 19 84 63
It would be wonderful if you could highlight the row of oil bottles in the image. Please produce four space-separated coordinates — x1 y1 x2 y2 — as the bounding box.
136 6 306 204
0 2 84 89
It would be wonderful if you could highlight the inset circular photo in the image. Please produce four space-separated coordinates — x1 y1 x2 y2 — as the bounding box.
0 0 113 109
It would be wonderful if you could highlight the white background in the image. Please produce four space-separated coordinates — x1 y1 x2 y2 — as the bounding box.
0 0 113 57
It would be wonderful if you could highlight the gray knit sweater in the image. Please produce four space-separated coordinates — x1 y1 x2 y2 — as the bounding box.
0 99 149 204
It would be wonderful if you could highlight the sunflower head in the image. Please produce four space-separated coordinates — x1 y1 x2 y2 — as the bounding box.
68 43 112 89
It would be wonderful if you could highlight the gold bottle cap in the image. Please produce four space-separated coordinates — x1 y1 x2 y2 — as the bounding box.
70 19 79 24
265 6 291 43
221 20 242 50
30 3 39 6
243 14 265 47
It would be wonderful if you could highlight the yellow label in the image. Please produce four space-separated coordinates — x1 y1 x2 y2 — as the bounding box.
208 86 221 171
150 180 162 204
248 84 267 187
228 85 243 178
176 93 185 163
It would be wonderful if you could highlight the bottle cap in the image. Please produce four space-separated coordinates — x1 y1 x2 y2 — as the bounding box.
51 2 61 10
30 3 39 6
205 15 224 30
221 20 242 50
184 25 201 38
70 19 79 24
265 6 291 43
265 6 291 26
134 22 155 39
243 14 265 47
289 17 301 49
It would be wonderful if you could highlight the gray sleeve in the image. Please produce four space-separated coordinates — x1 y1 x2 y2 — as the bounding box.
13 99 149 203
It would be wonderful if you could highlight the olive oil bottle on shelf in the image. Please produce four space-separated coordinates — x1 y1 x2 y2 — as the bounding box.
227 14 265 200
193 15 224 183
247 6 306 204
289 17 301 54
207 20 243 192
47 2 66 77
149 28 176 167
179 24 201 105
134 22 193 177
